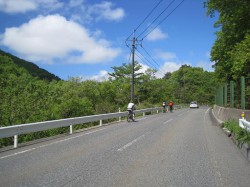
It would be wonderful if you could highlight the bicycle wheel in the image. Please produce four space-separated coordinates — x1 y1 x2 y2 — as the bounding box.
127 113 130 122
132 114 135 122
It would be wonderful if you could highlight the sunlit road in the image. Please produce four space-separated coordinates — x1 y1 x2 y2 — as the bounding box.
0 107 250 187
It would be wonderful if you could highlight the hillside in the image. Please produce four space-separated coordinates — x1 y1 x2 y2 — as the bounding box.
0 49 60 81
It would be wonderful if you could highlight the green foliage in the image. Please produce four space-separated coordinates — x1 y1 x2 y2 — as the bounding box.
109 61 144 80
0 49 60 81
204 0 250 81
230 34 250 80
222 120 250 147
168 65 216 104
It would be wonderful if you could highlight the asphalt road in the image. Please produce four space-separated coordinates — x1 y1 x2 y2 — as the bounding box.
0 107 250 187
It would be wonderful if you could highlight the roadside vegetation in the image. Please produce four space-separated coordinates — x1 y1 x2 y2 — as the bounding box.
222 120 250 147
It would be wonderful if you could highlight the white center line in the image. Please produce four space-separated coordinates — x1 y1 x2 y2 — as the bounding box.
117 132 149 152
163 119 173 124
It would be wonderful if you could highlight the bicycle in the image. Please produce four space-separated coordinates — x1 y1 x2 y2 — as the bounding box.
169 106 173 112
127 111 135 122
163 106 166 113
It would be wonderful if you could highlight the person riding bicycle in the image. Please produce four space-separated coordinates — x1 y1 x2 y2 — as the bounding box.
162 101 166 112
127 102 135 121
169 101 173 112
127 102 135 115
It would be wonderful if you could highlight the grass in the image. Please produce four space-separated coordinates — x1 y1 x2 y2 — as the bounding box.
222 120 250 148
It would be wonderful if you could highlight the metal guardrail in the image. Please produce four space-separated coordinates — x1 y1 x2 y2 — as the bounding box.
0 107 172 148
239 119 250 132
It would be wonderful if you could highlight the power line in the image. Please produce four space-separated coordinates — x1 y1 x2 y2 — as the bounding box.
126 0 164 41
126 38 166 77
142 0 186 40
135 48 166 77
136 48 158 70
127 44 163 76
137 0 177 39
140 45 161 68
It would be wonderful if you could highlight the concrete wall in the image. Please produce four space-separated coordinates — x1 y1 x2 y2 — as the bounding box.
213 105 250 122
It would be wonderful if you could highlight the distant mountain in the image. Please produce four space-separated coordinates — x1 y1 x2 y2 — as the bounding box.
0 49 61 81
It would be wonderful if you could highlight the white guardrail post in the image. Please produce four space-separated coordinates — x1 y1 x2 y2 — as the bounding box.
14 135 18 148
70 125 73 134
239 119 250 132
0 106 179 148
119 108 121 122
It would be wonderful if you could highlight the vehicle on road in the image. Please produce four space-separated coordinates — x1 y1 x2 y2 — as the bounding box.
190 101 199 108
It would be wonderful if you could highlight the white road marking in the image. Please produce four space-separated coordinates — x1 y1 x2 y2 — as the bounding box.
0 128 107 160
178 113 183 116
163 119 173 124
204 108 210 120
117 132 149 152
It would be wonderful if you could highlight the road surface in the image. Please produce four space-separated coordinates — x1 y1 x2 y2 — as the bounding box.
0 107 250 186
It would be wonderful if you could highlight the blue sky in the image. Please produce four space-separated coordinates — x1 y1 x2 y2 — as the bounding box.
0 0 218 81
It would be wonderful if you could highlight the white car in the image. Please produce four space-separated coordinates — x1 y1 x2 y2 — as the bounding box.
190 101 199 108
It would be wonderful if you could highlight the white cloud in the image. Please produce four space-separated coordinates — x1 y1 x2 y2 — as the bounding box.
69 0 84 7
155 62 182 78
0 0 37 13
146 28 168 41
138 63 150 74
0 0 124 24
155 51 176 61
89 1 125 21
196 60 214 72
80 70 110 82
0 0 63 13
0 14 121 64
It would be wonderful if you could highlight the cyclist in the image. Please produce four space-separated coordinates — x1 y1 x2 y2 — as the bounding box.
162 101 166 113
169 101 174 112
127 102 135 121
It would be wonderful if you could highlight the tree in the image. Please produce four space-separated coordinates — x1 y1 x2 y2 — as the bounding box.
230 34 250 80
204 0 250 81
109 61 146 105
163 72 172 79
109 62 144 80
169 65 216 104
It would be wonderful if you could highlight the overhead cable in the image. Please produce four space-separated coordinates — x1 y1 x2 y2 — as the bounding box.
142 0 186 40
126 0 164 41
140 45 161 68
135 48 165 77
137 0 177 39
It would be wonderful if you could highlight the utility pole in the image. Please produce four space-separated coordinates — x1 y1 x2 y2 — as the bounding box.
131 31 136 102
126 30 142 102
